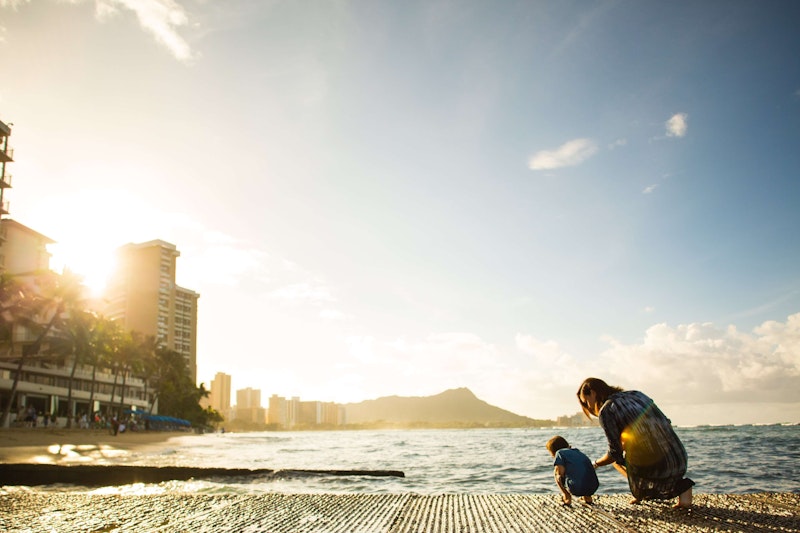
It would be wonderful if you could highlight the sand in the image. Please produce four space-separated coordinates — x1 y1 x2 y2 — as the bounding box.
0 427 190 464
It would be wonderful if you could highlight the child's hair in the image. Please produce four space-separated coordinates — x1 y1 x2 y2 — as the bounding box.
546 435 569 455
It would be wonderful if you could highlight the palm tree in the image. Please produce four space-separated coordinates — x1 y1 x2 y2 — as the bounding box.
47 309 94 428
116 330 144 415
135 334 159 413
0 270 86 427
147 346 184 414
103 323 126 418
86 316 119 421
0 273 34 427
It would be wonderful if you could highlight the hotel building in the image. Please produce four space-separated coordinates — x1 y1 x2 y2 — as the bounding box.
209 372 232 418
104 240 199 382
235 387 266 424
0 119 12 218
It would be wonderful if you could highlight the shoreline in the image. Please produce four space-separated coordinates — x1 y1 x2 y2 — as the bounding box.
0 427 191 464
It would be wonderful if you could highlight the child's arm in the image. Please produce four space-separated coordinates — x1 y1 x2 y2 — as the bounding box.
553 465 571 504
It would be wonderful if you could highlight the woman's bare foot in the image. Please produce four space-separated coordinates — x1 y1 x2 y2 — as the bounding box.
674 487 692 508
629 498 641 505
582 495 593 504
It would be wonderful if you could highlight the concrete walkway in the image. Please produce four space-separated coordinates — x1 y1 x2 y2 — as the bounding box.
1 492 798 532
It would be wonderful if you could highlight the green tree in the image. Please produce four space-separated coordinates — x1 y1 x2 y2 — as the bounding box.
86 315 119 421
0 273 35 427
47 308 94 428
0 270 84 427
151 347 211 427
102 321 127 417
135 334 160 413
116 331 155 414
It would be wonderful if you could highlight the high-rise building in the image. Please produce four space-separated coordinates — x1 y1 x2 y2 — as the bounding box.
235 387 265 424
0 219 54 275
236 387 261 409
0 119 13 219
268 394 286 427
267 394 345 429
209 372 232 414
104 240 199 381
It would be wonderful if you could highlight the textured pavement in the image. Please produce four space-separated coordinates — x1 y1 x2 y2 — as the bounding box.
1 492 798 532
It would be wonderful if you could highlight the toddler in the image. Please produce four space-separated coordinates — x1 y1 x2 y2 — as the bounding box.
546 435 599 505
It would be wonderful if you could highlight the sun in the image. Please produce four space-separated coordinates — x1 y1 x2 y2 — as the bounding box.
23 188 160 299
49 241 117 298
19 185 197 300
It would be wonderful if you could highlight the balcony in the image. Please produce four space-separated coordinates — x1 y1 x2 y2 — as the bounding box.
1 200 9 215
0 173 12 188
0 147 13 163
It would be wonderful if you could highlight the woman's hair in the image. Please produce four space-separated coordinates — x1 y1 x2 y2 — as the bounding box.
577 377 624 419
546 435 569 455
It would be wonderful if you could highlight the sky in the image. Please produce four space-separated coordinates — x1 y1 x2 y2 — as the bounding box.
1 0 799 426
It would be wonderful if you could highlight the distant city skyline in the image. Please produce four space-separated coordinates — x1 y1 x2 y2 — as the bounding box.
2 1 798 426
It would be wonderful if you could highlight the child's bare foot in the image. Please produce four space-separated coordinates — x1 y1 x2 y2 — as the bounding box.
562 495 572 506
674 487 692 508
581 495 593 504
629 498 641 505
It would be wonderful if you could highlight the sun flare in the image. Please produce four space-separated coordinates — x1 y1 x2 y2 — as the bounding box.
49 242 117 297
25 188 172 298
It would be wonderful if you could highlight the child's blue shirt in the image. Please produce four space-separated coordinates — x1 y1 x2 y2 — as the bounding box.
553 447 599 497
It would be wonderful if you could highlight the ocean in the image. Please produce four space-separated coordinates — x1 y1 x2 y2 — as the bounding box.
9 425 800 496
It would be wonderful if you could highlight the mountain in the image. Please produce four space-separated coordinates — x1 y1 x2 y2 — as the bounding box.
343 388 543 428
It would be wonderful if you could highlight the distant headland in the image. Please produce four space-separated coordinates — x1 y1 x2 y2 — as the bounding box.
224 388 595 432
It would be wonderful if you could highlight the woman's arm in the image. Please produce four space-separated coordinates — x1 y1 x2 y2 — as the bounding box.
598 402 626 464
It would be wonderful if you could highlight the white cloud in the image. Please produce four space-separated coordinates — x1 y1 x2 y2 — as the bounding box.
0 0 29 8
666 112 688 138
0 0 29 41
103 0 194 61
642 184 658 194
503 314 800 423
342 332 501 399
528 138 598 170
269 282 335 305
608 138 627 150
181 243 268 287
1 0 195 60
598 314 800 406
320 308 351 321
241 313 800 424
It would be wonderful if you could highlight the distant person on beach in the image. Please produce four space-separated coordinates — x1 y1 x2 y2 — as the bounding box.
546 435 599 505
577 377 694 508
25 406 36 427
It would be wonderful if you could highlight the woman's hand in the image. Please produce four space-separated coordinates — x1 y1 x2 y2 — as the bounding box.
594 454 608 468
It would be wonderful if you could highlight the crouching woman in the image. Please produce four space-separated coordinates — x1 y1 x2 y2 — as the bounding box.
577 377 694 508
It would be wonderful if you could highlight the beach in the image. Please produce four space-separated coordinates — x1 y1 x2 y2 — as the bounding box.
0 427 189 464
